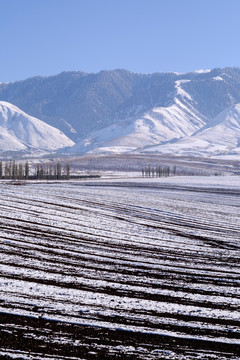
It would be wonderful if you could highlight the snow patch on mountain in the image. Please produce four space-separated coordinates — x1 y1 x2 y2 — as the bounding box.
0 101 75 152
213 76 224 81
194 69 211 74
175 79 192 100
142 103 240 157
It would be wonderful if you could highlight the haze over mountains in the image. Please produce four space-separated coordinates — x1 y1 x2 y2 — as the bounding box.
1 67 240 157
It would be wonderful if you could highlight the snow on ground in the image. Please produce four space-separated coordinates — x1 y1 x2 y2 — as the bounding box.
82 173 240 190
104 174 240 188
0 176 239 359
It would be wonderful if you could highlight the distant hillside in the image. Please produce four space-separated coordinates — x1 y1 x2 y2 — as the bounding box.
0 101 74 152
142 103 240 158
1 67 240 157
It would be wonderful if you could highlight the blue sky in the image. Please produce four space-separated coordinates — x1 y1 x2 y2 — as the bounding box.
1 0 240 81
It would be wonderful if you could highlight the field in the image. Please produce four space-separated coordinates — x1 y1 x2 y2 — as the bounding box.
0 175 240 359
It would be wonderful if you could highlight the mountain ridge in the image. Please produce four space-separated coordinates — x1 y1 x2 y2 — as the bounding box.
2 67 238 138
1 67 240 157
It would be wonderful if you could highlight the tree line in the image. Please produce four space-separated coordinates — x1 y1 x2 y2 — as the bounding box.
34 162 70 180
0 161 70 180
141 165 177 177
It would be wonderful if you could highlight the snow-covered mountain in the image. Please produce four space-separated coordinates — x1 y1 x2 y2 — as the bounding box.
69 78 207 154
0 101 74 152
142 103 240 157
2 67 240 157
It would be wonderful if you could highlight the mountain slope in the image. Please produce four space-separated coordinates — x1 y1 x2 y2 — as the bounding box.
1 67 240 143
1 67 240 156
142 103 240 157
69 79 207 153
0 101 74 152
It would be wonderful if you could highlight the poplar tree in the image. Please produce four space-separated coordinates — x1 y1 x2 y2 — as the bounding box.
19 164 23 180
25 161 29 179
12 161 18 179
36 164 40 179
57 162 61 179
4 163 9 179
66 162 70 180
54 164 57 179
9 162 12 179
49 164 53 179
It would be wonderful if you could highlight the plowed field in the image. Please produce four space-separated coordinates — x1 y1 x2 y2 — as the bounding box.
0 177 240 359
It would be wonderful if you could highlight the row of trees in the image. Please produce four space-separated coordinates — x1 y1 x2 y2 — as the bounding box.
35 162 70 180
141 165 177 177
0 161 29 180
0 161 70 180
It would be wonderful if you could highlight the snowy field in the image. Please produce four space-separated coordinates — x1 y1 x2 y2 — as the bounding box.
0 175 240 359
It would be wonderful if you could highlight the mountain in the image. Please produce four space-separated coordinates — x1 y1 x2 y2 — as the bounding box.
69 78 207 154
0 70 140 140
0 101 74 152
142 103 240 158
1 67 240 156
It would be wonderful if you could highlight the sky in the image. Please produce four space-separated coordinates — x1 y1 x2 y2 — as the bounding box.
1 0 240 82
